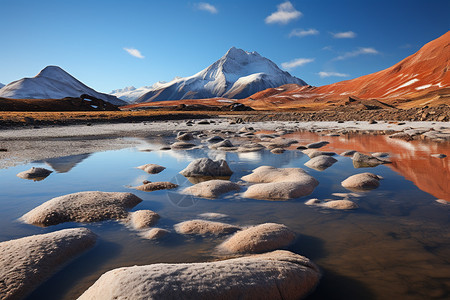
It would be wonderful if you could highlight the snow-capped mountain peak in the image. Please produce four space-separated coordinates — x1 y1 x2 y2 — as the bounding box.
0 66 125 105
112 47 307 102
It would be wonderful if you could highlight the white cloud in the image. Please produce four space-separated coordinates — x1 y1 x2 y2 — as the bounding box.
265 1 302 25
334 47 379 60
318 71 349 78
289 28 319 38
281 58 314 69
332 31 356 39
195 2 218 14
124 48 144 59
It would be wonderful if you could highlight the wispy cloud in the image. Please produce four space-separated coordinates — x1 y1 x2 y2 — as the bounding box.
195 2 218 14
332 31 356 39
318 71 349 78
124 48 144 59
281 58 314 69
289 28 319 38
265 1 302 25
334 47 379 60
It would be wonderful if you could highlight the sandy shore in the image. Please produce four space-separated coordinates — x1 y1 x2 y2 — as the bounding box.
1 119 448 169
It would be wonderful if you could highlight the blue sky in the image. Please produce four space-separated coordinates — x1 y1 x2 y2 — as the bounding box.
0 0 448 93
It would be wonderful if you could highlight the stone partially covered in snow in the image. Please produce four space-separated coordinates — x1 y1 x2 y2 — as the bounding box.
136 164 166 174
242 166 318 200
129 210 160 229
78 250 320 300
321 200 358 210
304 155 337 171
341 173 382 191
21 191 142 226
174 219 240 235
0 228 96 300
219 223 295 254
180 158 233 177
183 180 240 199
134 182 178 192
16 167 52 181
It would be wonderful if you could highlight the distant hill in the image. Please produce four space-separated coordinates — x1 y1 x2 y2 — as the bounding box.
241 31 450 109
0 66 126 106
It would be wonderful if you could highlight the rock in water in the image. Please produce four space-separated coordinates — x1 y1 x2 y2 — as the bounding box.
78 250 320 300
129 210 160 229
352 152 385 168
321 200 358 210
304 155 337 171
134 182 178 192
141 228 170 240
180 158 233 177
341 173 382 191
136 164 166 174
219 223 295 254
306 141 329 149
0 228 96 300
21 191 142 226
16 167 52 181
174 219 241 235
242 166 318 200
183 180 240 199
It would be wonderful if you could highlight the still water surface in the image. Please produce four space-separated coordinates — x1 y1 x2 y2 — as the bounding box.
0 131 449 299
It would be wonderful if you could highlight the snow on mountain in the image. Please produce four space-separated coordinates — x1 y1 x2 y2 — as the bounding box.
0 66 126 105
114 47 307 103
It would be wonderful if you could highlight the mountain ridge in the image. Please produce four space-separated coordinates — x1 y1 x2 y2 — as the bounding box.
113 47 306 103
0 66 126 106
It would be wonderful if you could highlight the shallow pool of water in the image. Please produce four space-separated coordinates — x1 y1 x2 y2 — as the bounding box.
1 131 449 299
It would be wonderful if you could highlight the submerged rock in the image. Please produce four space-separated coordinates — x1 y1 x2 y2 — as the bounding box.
306 141 329 149
219 223 295 254
134 182 178 192
237 143 265 152
321 199 358 210
136 164 166 174
16 167 52 181
304 155 337 171
180 158 233 177
21 191 142 226
183 180 240 199
78 250 321 300
174 219 240 235
129 210 160 229
198 212 229 220
341 173 382 191
0 228 96 300
303 149 336 159
242 166 318 200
